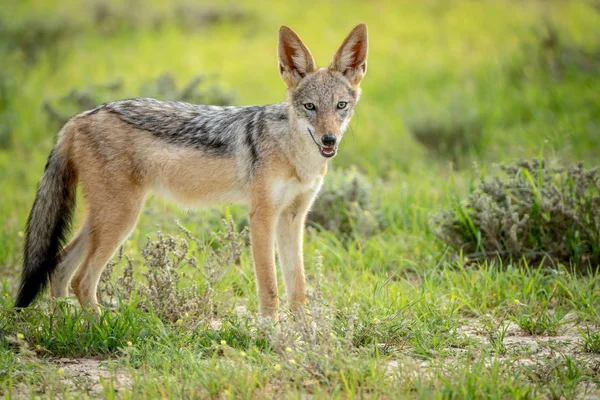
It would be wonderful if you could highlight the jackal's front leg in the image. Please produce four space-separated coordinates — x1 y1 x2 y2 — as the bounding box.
276 194 313 312
249 205 279 319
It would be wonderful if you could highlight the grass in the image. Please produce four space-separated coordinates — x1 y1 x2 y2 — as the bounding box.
1 0 600 398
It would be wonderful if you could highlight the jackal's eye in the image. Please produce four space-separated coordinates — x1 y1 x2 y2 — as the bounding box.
337 101 348 110
303 103 315 111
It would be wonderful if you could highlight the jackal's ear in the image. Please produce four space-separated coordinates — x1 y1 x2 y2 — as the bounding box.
278 25 317 89
329 24 368 87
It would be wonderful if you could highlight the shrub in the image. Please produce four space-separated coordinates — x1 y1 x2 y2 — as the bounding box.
307 167 385 239
174 2 250 31
138 73 235 106
0 73 15 149
43 80 123 127
91 0 166 35
0 15 76 65
44 73 236 127
91 0 252 35
99 219 248 322
404 93 483 168
432 159 600 267
508 18 600 84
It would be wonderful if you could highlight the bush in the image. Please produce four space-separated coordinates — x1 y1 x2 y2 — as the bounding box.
91 0 252 35
432 159 600 268
404 92 483 168
138 73 235 106
0 15 76 65
508 18 600 84
0 73 15 149
44 73 236 127
99 219 248 322
307 167 385 239
174 2 250 31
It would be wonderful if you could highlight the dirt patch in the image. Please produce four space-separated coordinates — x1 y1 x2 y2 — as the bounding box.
54 358 132 397
458 316 592 356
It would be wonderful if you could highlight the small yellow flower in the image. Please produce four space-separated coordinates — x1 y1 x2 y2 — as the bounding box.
184 312 189 317
240 351 246 357
274 364 281 371
127 341 133 346
58 368 65 375
372 318 378 324
176 319 183 325
285 346 292 353
36 345 41 350
18 231 24 238
16 333 24 340
289 359 296 365
329 332 336 338
514 299 520 305
220 340 226 345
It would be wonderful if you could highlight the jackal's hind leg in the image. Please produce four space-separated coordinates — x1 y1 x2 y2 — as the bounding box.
50 218 91 298
71 195 144 312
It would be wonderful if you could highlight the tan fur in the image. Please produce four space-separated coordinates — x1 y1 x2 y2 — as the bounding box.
41 24 368 319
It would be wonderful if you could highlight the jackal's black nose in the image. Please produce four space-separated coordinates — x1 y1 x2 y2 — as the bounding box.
321 134 336 146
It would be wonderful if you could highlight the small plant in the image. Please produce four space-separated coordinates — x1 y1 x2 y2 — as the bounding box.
526 355 589 400
407 302 468 360
307 167 385 239
513 309 566 336
44 73 236 127
488 321 510 356
480 299 525 354
511 286 566 336
579 327 600 353
98 247 135 307
433 158 600 268
99 219 248 322
250 252 368 386
404 92 483 167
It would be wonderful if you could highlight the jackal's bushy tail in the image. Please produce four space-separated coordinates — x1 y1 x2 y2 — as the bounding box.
15 145 77 308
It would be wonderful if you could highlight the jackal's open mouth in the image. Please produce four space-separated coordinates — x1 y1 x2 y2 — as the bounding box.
308 128 338 159
320 146 336 158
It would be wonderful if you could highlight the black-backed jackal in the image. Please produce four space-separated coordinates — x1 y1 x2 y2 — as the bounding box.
16 24 368 319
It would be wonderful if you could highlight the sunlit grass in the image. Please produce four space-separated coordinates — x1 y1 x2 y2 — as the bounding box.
1 0 600 398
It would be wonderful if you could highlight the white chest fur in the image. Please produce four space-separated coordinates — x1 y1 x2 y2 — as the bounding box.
271 177 323 211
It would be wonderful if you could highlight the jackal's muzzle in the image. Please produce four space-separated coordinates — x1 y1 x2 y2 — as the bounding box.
307 128 338 158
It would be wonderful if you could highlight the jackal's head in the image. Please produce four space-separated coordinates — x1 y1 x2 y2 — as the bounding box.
278 24 368 158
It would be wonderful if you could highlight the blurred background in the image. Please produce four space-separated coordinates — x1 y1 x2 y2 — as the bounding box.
1 0 599 280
